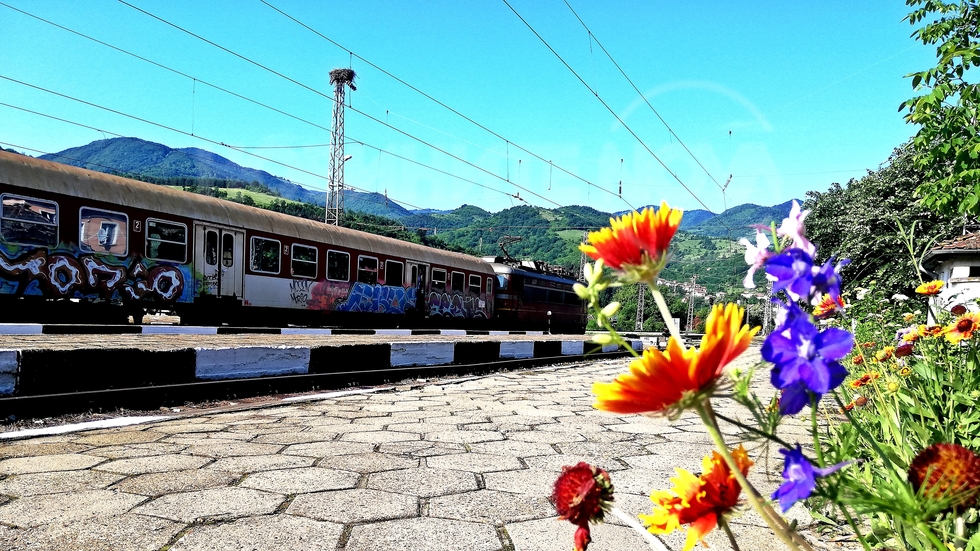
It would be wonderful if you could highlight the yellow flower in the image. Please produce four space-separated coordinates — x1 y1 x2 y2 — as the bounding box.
593 303 758 415
915 280 944 295
641 445 753 551
579 202 682 284
944 313 980 344
887 381 900 393
874 347 895 362
903 313 915 323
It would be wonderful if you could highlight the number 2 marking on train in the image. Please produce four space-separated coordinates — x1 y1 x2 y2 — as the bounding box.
133 220 142 233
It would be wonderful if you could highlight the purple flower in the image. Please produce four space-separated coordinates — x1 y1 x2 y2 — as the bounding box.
772 445 850 512
766 249 814 302
763 307 852 415
776 201 816 256
810 257 850 304
739 230 773 289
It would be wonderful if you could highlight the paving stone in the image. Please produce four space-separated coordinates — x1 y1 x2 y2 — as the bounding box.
183 441 284 458
133 487 284 522
483 468 557 497
250 430 340 445
429 489 554 523
346 517 501 551
0 469 124 497
169 513 343 550
0 441 91 458
73 431 166 446
607 422 682 435
240 466 359 494
504 430 586 444
0 453 105 474
367 467 478 497
83 442 188 459
556 441 651 459
95 454 211 475
505 516 651 551
317 452 419 473
425 430 505 444
362 403 422 412
0 513 180 551
0 489 146 528
288 488 418 524
149 422 227 433
283 441 375 457
426 452 524 473
339 430 421 443
377 441 467 457
112 468 238 496
468 440 557 457
206 454 315 473
522 453 627 473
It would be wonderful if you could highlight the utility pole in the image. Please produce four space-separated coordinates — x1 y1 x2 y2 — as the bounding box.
762 281 774 334
686 274 698 332
579 231 588 280
326 68 356 226
634 283 645 331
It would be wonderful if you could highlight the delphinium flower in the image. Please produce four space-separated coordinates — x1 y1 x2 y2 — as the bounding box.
772 445 849 512
739 230 773 288
551 462 614 551
776 200 816 256
579 202 682 285
641 445 753 551
943 312 980 344
593 303 758 416
908 443 980 510
915 280 944 295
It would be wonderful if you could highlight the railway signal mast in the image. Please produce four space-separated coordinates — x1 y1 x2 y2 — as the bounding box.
326 68 356 226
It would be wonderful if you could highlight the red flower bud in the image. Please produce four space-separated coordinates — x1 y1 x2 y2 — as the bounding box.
895 344 914 358
552 462 614 551
952 304 968 316
908 443 980 510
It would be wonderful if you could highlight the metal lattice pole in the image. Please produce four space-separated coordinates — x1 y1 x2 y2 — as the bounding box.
685 274 697 332
326 68 356 226
634 283 645 331
762 281 774 334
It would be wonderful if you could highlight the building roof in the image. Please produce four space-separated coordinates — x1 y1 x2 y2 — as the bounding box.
923 231 980 268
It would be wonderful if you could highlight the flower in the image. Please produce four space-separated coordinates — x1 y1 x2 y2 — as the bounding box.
892 293 909 302
810 257 850 305
951 304 968 316
739 230 773 289
944 312 980 344
552 462 614 551
895 343 914 358
776 200 816 256
851 355 865 366
908 443 980 510
915 280 944 295
579 203 682 284
862 341 875 349
593 303 758 415
772 445 849 512
887 381 900 393
812 294 845 319
899 367 912 377
641 445 753 551
766 248 815 302
918 324 944 338
874 347 895 361
849 374 872 389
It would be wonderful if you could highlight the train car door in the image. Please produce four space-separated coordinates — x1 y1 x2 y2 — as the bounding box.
407 261 428 310
194 224 244 298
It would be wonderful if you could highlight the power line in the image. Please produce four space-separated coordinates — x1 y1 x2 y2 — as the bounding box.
561 0 725 192
500 0 735 234
258 0 635 211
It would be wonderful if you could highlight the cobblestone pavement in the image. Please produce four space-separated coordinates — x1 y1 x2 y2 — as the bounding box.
0 346 826 551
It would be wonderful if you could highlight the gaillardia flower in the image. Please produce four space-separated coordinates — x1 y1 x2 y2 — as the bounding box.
812 293 845 319
772 445 849 512
579 202 682 284
908 443 980 510
915 280 944 295
944 313 980 344
641 445 753 551
552 462 614 551
593 303 758 416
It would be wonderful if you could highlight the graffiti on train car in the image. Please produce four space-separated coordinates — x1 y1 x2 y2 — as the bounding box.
427 291 488 318
336 282 416 314
0 245 190 302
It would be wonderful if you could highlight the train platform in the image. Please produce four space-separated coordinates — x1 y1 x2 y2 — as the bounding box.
0 346 822 551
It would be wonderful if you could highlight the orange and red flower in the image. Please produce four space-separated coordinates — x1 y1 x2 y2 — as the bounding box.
641 445 753 551
851 354 865 366
593 303 759 415
908 443 980 510
918 324 944 338
915 280 944 295
812 294 846 319
579 203 682 284
874 347 895 362
944 313 980 344
552 462 615 551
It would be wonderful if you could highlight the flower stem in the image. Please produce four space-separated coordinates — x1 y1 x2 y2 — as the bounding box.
694 400 812 551
835 503 872 551
916 522 948 551
608 507 673 551
651 285 685 352
720 517 742 551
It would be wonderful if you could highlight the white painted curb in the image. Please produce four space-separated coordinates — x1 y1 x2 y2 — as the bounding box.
0 350 17 396
141 326 218 334
390 342 455 367
374 329 413 336
0 324 42 335
499 341 534 359
195 347 311 380
561 341 584 355
281 328 333 335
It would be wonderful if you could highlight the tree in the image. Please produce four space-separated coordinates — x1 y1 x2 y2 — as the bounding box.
803 144 960 298
902 0 980 215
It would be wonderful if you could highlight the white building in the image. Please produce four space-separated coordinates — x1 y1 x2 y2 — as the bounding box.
921 232 980 320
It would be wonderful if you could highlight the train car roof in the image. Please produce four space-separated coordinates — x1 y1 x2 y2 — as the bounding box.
0 151 492 274
488 262 582 285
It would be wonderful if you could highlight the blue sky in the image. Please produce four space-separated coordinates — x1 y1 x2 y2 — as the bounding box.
0 1 935 215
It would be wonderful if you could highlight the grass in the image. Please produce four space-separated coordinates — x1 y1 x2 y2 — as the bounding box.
164 186 301 207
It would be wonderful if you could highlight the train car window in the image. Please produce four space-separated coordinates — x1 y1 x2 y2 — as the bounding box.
357 256 378 284
486 277 492 297
327 250 350 281
431 268 447 292
250 236 281 274
205 231 218 266
468 274 481 296
222 234 234 268
495 274 509 291
291 244 317 279
451 271 464 294
79 207 128 256
145 219 187 262
385 260 404 287
523 285 547 303
0 194 58 247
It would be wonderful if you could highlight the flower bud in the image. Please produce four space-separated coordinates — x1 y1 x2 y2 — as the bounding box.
952 304 968 316
601 302 621 318
590 334 615 345
573 283 591 300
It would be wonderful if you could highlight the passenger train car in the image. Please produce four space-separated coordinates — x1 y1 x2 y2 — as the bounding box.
488 258 587 334
0 151 499 327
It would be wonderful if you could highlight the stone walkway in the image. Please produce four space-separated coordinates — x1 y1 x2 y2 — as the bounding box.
0 347 822 551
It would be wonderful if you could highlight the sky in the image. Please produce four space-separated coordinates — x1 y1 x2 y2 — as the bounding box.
0 1 938 216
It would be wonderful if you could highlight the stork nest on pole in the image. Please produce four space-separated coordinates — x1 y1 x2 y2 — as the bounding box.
329 68 357 90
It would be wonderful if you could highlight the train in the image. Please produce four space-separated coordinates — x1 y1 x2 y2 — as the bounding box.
0 150 586 332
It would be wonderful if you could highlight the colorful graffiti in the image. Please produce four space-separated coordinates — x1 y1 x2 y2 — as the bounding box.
0 246 189 303
336 282 416 314
427 291 488 319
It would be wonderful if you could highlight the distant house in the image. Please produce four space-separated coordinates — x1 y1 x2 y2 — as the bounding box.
922 232 980 320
